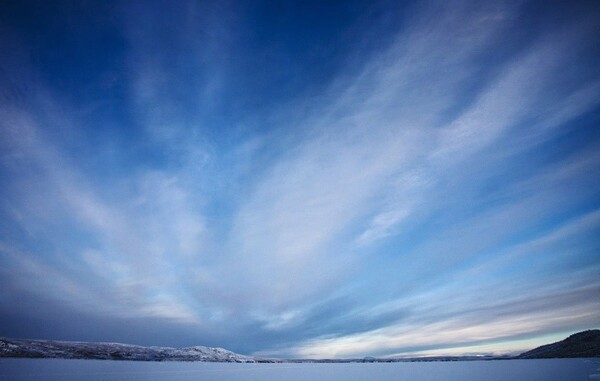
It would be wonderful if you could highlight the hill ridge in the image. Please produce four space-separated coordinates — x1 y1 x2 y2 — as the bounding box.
518 329 600 359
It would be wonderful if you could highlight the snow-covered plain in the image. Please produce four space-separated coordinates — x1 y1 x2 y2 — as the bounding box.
1 358 599 381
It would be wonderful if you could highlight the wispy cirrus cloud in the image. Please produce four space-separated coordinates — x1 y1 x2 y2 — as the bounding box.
0 0 598 356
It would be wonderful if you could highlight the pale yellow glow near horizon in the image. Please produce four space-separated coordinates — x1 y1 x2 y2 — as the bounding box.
387 331 572 358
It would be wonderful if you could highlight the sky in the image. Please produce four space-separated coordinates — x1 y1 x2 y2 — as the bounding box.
0 0 599 359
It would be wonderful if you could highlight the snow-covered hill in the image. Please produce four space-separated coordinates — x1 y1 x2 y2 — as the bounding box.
0 337 257 362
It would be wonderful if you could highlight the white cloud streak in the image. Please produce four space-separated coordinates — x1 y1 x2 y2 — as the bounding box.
0 0 598 355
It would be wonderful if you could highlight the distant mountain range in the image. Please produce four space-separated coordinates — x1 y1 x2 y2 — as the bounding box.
1 329 598 362
518 329 600 359
0 338 256 362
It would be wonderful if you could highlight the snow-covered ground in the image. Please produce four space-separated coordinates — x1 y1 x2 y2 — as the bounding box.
0 358 597 381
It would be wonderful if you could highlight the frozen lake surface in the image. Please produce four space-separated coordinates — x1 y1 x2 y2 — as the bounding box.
1 358 599 380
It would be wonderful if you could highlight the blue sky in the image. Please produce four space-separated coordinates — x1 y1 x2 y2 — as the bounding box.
0 0 599 358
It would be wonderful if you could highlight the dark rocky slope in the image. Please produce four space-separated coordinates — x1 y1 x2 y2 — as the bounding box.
519 330 600 359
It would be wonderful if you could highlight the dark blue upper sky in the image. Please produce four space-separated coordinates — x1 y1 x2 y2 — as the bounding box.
0 0 599 358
